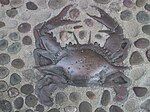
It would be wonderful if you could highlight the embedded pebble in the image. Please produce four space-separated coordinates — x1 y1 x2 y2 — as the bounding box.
0 30 7 39
134 38 150 49
36 104 44 112
36 0 47 8
124 99 136 112
22 36 32 45
14 97 24 109
95 34 102 39
64 106 77 112
144 3 150 12
0 66 9 79
93 0 110 4
20 12 31 21
6 20 18 29
18 23 31 33
109 2 121 12
10 0 23 8
9 32 20 41
136 11 150 24
48 0 67 10
136 0 147 7
34 11 51 22
123 0 134 8
0 80 8 92
95 108 106 112
84 19 94 27
78 30 87 40
86 91 96 100
10 73 21 86
26 2 38 10
48 108 60 112
141 99 150 111
120 10 133 21
22 69 35 82
142 25 150 35
11 58 25 69
20 84 34 95
79 101 92 112
69 92 81 103
79 0 88 10
101 90 110 106
109 105 123 112
133 87 147 97
0 39 8 50
7 42 21 54
146 49 150 62
0 21 5 28
0 53 10 65
25 94 38 107
130 51 144 65
0 9 5 19
7 87 19 98
6 8 18 18
26 109 34 112
130 68 145 80
55 92 68 106
69 8 80 20
0 0 10 5
0 100 12 112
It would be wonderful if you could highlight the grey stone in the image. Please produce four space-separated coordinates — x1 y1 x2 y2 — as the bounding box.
0 21 5 28
136 0 147 7
109 105 123 112
26 109 34 112
109 2 121 12
48 0 67 10
18 23 31 33
0 0 10 5
6 8 18 18
145 3 150 12
0 66 9 79
142 25 150 35
79 30 87 40
133 87 147 97
10 73 21 86
25 94 38 107
86 91 96 100
11 58 25 69
134 38 150 49
64 106 77 112
55 92 68 106
0 39 8 50
26 2 38 10
0 30 7 39
69 92 81 103
95 108 106 112
123 0 134 8
9 32 20 41
101 90 110 106
141 99 150 111
0 53 10 65
7 42 21 54
79 101 92 112
22 36 32 45
136 11 150 24
21 84 34 95
120 10 133 21
48 108 60 112
7 87 19 98
10 0 23 8
0 100 12 112
14 97 24 109
36 104 44 112
0 80 8 92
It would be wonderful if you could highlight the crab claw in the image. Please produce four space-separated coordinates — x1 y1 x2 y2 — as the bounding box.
87 5 118 32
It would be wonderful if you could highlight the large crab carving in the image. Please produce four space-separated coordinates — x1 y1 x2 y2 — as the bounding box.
33 5 131 106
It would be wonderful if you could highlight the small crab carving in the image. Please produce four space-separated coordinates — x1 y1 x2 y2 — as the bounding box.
33 5 131 106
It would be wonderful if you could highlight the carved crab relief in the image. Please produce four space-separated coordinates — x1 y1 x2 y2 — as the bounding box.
33 5 131 106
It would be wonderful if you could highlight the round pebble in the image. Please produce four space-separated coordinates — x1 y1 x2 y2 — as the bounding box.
95 108 106 112
144 3 150 12
64 106 77 112
134 38 150 49
69 92 81 103
0 53 10 65
79 101 92 112
36 104 44 112
141 99 150 111
26 2 38 10
101 90 110 106
20 84 34 95
0 66 9 79
0 39 8 50
0 100 12 112
123 0 134 8
36 0 47 8
109 2 121 12
78 30 87 40
129 51 144 65
79 0 88 10
0 80 8 92
84 18 94 27
25 94 38 107
10 73 21 86
11 58 25 69
133 87 147 97
136 0 147 7
124 99 136 112
26 109 34 112
48 0 67 10
22 69 35 82
0 21 5 28
95 34 102 39
20 12 31 21
18 23 31 33
69 8 80 20
7 20 18 29
9 32 20 41
120 10 133 21
86 91 96 100
93 0 110 4
14 97 24 109
7 87 19 98
48 108 60 112
0 30 7 39
55 92 68 106
136 11 150 24
109 105 123 112
6 8 18 18
7 42 21 54
0 0 10 5
130 67 145 80
22 36 32 45
10 0 23 8
142 25 150 35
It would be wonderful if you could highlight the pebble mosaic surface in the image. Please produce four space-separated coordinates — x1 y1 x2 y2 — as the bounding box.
0 0 150 112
